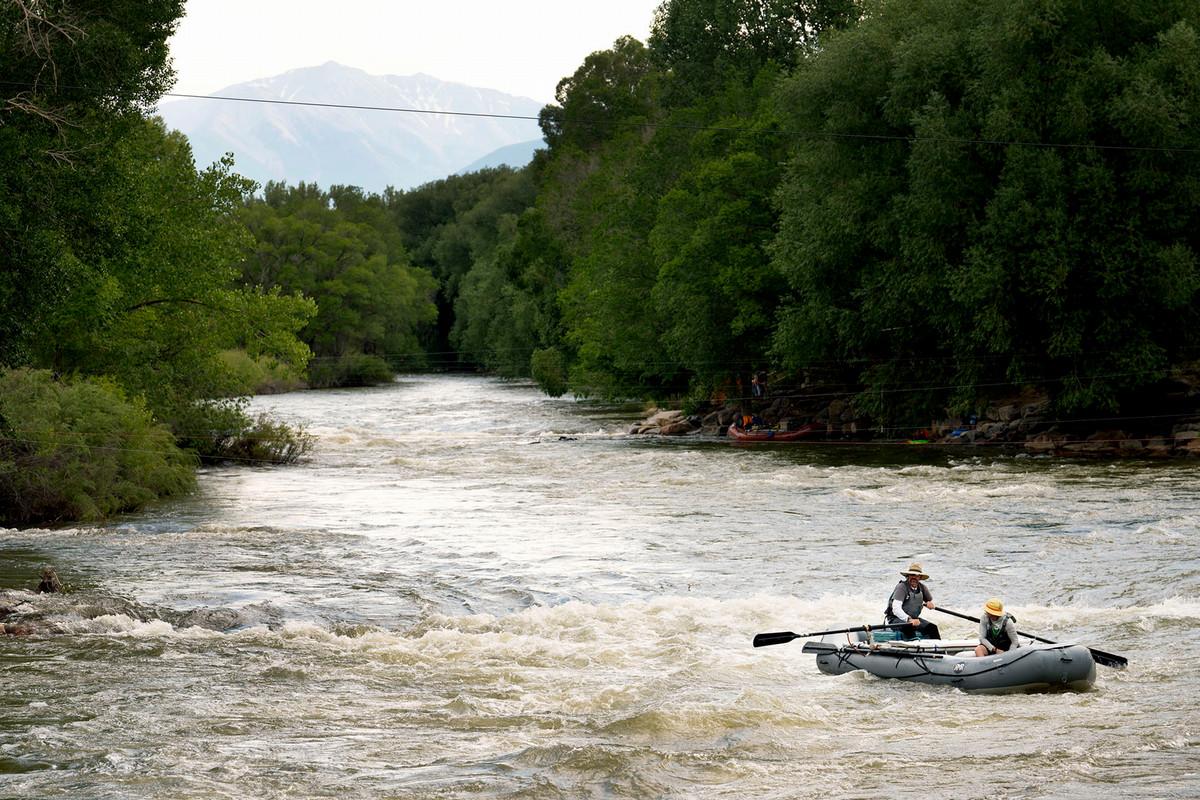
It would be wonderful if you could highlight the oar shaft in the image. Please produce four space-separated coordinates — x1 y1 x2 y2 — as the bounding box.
933 607 980 625
932 607 1127 669
936 606 1070 644
798 623 909 638
753 622 909 648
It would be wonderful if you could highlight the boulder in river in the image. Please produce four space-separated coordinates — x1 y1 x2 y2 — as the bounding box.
37 567 63 594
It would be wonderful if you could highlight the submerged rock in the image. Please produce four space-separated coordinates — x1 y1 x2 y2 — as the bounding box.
36 567 63 594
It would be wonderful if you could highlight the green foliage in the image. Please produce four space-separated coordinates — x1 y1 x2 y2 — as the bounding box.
559 172 666 396
539 27 802 399
531 348 569 397
449 208 568 376
222 414 313 465
217 350 306 395
0 1 185 367
451 254 537 377
771 0 1200 419
649 0 857 102
388 169 535 291
29 119 317 424
0 2 317 523
0 369 196 526
384 168 537 362
539 36 659 151
240 183 437 374
650 70 789 386
306 353 395 389
170 398 312 464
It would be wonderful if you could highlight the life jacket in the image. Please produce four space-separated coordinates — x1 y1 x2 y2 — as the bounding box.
883 581 926 622
984 615 1015 651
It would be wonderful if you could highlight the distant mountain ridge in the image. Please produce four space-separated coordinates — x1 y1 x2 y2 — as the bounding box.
158 62 545 192
457 139 545 175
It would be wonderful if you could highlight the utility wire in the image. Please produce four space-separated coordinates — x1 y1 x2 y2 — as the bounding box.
4 407 1197 446
4 413 1197 468
162 91 544 124
157 91 1200 155
3 80 1199 155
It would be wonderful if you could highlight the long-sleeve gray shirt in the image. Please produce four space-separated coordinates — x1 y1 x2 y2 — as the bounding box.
978 615 1021 653
888 580 932 621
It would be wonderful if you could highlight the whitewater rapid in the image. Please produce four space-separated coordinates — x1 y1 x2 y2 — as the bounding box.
1 375 1197 798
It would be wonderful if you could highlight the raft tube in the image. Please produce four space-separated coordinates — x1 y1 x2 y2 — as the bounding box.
805 633 1096 694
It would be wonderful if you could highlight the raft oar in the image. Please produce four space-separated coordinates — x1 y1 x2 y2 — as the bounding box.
753 623 909 648
933 607 1128 669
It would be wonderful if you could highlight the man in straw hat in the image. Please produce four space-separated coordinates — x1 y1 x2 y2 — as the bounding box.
883 562 941 640
974 597 1022 657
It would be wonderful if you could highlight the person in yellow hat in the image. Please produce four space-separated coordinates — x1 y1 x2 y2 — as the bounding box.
883 562 941 640
974 597 1022 657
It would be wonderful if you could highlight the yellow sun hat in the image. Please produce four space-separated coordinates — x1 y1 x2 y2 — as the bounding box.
983 597 1004 617
900 562 929 580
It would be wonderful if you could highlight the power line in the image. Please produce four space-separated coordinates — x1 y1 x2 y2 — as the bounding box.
157 91 1200 156
4 80 1199 156
162 91 545 124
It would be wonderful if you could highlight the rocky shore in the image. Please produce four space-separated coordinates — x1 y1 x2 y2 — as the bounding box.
630 381 1200 459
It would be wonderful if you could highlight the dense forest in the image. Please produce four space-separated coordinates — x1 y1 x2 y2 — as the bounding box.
3 0 1200 524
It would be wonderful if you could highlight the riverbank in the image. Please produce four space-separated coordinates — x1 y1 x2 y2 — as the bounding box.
632 380 1200 458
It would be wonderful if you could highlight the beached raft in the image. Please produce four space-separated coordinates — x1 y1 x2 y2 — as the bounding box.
726 421 820 442
804 632 1096 694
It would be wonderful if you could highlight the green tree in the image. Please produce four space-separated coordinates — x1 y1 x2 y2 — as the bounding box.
240 185 437 377
0 369 197 526
539 36 658 151
556 130 671 397
771 0 1200 418
648 0 856 102
0 0 185 367
450 207 569 375
650 70 788 391
385 168 536 363
33 120 315 421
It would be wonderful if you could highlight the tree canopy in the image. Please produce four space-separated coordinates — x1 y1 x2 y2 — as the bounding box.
1 1 317 522
11 0 1200 521
239 183 436 377
770 0 1200 415
428 0 1200 423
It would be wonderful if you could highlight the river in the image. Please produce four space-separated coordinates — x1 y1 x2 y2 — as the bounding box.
1 374 1197 798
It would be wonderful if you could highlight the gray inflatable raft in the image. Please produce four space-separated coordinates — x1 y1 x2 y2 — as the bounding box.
803 633 1096 694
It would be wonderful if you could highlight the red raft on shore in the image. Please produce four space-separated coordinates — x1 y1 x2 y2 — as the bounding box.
727 421 821 442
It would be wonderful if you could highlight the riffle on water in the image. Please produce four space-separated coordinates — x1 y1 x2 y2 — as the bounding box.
1 375 1197 798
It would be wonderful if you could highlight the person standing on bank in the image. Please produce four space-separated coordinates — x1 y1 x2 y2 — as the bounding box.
974 597 1021 657
884 562 941 640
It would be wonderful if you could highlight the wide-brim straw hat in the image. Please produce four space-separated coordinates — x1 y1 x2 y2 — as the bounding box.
900 562 930 580
983 597 1004 617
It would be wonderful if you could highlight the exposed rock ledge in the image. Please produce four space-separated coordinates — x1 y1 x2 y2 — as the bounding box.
628 409 701 436
629 384 1200 459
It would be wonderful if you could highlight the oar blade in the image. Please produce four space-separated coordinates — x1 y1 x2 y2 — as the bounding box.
938 607 1129 670
753 631 798 648
800 641 839 655
1089 648 1128 670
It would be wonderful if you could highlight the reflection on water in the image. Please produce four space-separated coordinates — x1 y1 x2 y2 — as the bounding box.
1 375 1198 798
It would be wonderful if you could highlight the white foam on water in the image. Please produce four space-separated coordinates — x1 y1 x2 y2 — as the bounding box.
57 614 213 638
6 376 1196 798
1132 595 1200 619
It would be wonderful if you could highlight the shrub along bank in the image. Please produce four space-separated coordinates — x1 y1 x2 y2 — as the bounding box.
0 370 196 527
1 5 319 526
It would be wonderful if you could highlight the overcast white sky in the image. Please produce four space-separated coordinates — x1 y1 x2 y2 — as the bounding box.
168 0 662 103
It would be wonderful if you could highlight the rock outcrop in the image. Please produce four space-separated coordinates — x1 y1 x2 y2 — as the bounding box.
628 373 1200 458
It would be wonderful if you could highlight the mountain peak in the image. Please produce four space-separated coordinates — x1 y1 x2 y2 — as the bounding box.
160 65 545 192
